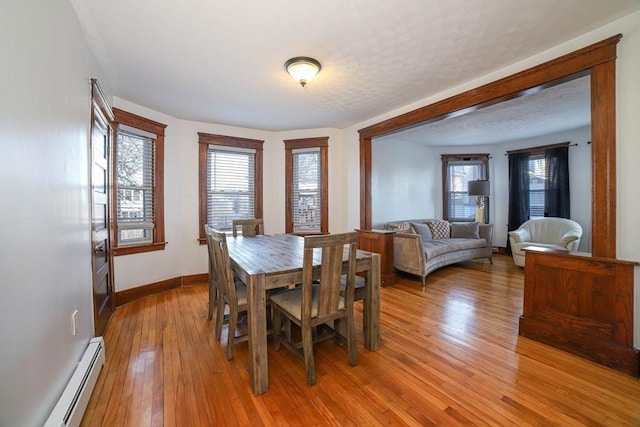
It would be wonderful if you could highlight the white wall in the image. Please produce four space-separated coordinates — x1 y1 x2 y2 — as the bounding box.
371 139 436 227
347 11 640 347
0 2 107 425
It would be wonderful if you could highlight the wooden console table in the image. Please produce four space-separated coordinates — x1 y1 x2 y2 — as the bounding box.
356 229 395 286
519 246 638 376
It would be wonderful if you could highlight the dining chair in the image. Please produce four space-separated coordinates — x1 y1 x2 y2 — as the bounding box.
204 224 219 320
232 218 264 237
271 232 358 386
209 227 249 360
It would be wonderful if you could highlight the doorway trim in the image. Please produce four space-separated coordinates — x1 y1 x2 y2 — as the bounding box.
358 35 621 259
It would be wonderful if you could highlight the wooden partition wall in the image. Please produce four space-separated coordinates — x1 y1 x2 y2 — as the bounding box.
358 35 639 376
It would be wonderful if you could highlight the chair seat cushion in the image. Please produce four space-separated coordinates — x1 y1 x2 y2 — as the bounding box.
270 287 345 321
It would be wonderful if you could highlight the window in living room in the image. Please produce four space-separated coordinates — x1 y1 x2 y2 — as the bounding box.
197 133 263 243
441 154 489 222
113 108 167 255
284 137 328 234
507 142 571 243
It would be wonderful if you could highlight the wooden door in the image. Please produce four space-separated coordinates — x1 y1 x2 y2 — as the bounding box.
90 80 115 336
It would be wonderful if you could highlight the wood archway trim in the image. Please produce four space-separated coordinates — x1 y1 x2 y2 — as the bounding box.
359 34 621 258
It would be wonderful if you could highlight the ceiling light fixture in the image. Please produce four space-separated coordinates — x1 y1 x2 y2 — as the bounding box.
284 57 321 87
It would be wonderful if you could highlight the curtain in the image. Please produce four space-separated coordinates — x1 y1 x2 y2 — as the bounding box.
507 152 530 253
544 146 570 218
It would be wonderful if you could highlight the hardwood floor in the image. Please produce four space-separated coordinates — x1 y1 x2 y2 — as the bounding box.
81 255 640 426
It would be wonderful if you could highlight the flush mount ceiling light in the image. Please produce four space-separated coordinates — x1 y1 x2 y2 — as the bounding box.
284 57 321 87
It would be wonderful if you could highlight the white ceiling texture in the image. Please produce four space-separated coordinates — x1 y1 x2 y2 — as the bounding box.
71 0 638 144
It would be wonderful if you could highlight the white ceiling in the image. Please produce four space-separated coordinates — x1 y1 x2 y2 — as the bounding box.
71 0 638 133
384 75 591 146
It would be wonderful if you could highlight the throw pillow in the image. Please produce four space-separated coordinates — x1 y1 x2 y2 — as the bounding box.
385 221 414 234
410 222 433 241
450 222 480 239
426 220 450 239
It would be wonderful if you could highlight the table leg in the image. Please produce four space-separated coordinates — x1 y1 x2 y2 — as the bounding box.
363 253 381 350
247 273 268 395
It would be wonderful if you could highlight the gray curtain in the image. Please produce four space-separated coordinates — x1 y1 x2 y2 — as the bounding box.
507 152 530 253
544 146 570 218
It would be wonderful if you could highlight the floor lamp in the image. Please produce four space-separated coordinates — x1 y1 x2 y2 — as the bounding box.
468 180 490 224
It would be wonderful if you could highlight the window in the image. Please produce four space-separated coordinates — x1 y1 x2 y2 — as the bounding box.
112 108 166 255
442 154 489 222
284 137 328 234
528 154 546 219
198 133 263 243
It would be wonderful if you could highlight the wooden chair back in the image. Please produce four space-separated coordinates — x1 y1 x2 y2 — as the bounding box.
302 232 358 323
232 218 264 237
204 224 218 320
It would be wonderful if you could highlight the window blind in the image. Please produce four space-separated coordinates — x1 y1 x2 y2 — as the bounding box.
116 130 155 245
292 148 320 232
207 146 255 231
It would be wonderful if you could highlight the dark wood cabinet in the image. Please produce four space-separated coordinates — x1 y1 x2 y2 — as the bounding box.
356 229 395 287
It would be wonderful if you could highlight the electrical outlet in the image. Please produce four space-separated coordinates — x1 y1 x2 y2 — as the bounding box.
72 310 78 336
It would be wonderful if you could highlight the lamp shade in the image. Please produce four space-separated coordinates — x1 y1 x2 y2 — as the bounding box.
285 57 321 87
468 180 490 196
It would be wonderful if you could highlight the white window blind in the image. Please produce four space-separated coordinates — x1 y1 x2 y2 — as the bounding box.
292 148 320 232
528 155 546 219
116 130 155 245
446 161 484 222
207 146 255 231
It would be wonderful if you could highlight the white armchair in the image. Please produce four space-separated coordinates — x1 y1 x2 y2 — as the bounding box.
508 217 582 267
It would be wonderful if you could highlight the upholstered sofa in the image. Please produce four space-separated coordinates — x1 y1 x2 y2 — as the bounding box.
508 217 582 267
384 219 494 286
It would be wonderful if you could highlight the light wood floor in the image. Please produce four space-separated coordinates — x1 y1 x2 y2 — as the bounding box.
81 255 640 426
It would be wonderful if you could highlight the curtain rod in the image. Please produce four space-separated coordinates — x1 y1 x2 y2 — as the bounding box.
505 141 587 156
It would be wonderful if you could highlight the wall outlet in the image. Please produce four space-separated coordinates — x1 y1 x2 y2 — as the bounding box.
71 310 78 336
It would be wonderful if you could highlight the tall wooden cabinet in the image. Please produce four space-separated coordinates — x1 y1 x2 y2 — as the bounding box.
356 229 395 287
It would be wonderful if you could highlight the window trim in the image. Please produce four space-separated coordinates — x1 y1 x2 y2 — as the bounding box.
198 133 264 244
284 137 328 235
441 153 489 222
112 108 167 255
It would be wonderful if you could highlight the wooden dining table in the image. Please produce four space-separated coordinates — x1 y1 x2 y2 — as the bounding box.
226 233 381 395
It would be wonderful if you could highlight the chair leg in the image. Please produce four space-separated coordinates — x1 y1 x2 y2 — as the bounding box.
302 324 316 386
208 285 217 320
273 308 281 351
215 298 225 341
347 312 357 367
226 304 238 361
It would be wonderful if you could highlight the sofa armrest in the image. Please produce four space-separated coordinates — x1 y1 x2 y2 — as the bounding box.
479 224 494 246
393 232 425 275
508 228 530 244
560 231 581 248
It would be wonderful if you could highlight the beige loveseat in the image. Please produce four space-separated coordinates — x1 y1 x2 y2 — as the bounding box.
384 219 494 286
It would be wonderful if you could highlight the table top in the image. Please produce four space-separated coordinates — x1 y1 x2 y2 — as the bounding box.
226 233 375 276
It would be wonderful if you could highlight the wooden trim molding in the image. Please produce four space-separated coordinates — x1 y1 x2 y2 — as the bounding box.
359 34 621 259
197 133 264 244
112 108 168 255
284 137 329 234
115 273 208 306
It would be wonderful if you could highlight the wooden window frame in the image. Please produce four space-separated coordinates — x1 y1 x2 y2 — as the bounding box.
198 133 264 244
112 108 167 256
284 137 329 235
441 153 490 222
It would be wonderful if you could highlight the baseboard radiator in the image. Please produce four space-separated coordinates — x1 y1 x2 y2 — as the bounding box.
44 337 106 427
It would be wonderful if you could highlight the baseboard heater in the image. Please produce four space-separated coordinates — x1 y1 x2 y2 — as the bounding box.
44 337 106 427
